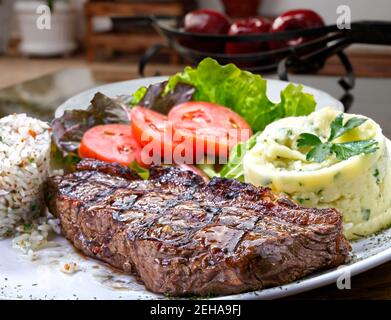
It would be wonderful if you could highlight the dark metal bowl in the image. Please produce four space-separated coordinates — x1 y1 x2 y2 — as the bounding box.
140 17 391 91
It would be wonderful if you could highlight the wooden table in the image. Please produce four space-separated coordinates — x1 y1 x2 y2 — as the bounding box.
289 260 391 300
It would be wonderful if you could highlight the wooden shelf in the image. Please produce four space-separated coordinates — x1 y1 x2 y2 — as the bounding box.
85 2 183 17
89 32 162 50
84 1 183 62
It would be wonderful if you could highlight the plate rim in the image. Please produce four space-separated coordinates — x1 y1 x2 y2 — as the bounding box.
219 235 391 300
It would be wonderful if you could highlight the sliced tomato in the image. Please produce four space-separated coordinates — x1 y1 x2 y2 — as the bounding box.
79 124 144 167
130 107 169 146
130 106 178 165
168 102 252 159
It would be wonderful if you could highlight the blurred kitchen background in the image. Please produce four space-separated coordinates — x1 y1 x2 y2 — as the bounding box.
1 0 391 126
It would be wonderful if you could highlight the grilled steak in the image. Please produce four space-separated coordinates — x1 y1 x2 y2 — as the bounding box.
46 159 350 296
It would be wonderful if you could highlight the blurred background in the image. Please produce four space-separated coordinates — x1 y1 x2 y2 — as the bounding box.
0 0 391 126
1 0 391 82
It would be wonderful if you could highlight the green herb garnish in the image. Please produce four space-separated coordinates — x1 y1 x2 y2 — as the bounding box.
297 133 322 147
295 197 310 205
362 208 371 221
297 114 378 163
4 229 13 237
306 141 333 163
23 223 33 232
328 114 367 141
331 140 379 161
373 168 381 184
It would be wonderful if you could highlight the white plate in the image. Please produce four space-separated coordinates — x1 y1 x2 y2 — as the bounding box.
3 78 388 301
54 76 344 118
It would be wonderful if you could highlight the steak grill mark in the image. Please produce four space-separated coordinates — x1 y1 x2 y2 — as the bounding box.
46 159 351 296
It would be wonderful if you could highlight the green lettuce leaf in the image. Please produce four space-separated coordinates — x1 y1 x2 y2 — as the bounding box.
196 163 220 179
217 132 261 181
164 58 316 132
198 132 261 181
278 83 316 117
130 86 147 106
129 161 150 180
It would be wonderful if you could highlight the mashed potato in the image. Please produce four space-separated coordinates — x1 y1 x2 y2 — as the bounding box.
243 108 391 239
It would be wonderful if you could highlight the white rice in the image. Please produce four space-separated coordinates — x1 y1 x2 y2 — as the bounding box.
0 114 58 258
